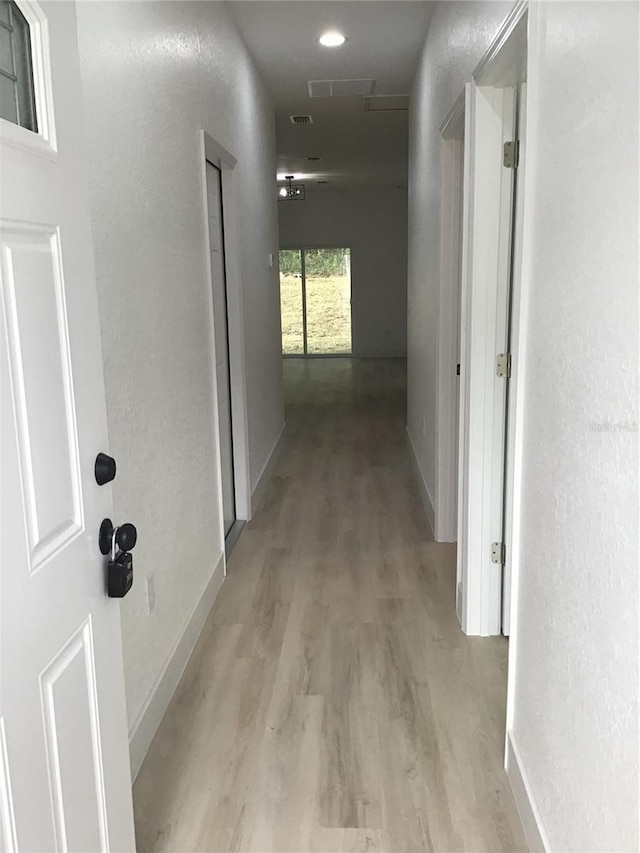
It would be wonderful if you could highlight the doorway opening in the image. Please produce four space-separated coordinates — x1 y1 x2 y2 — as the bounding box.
279 247 352 356
437 6 527 640
205 160 236 541
201 131 252 557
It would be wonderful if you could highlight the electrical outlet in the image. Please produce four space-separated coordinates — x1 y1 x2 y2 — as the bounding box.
145 575 156 615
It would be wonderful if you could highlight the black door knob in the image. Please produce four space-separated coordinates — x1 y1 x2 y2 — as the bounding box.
99 518 138 555
116 523 137 552
95 452 117 485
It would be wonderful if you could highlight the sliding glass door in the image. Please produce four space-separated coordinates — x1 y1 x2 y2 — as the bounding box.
279 248 352 355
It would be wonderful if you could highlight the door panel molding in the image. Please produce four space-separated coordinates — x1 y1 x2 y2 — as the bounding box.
40 619 108 853
0 720 18 853
0 223 84 573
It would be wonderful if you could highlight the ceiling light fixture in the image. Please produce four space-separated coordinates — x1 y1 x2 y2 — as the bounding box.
319 30 346 48
278 175 305 201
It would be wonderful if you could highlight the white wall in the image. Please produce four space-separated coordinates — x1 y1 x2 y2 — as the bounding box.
75 1 284 738
409 1 639 849
509 3 638 850
407 0 513 514
278 187 408 357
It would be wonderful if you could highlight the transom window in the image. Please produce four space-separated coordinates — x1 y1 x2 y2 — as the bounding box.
0 0 37 132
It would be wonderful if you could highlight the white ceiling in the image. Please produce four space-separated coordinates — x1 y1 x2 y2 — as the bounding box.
227 2 436 190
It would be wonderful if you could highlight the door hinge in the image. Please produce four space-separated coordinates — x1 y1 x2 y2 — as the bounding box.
491 542 506 565
496 352 511 378
503 140 520 169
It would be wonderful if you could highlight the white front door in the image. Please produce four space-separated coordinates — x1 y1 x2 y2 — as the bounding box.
206 162 236 538
0 2 135 850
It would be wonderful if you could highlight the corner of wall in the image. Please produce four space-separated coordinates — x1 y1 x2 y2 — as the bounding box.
250 421 286 516
406 426 436 537
505 731 550 853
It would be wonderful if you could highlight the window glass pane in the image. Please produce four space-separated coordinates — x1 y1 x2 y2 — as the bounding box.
0 2 10 26
0 25 13 75
0 71 17 123
0 2 37 132
10 1 36 131
305 248 352 354
279 250 304 354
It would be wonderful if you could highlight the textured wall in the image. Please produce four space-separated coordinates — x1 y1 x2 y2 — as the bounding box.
407 0 513 504
278 187 408 358
511 3 639 849
75 1 283 730
410 0 639 848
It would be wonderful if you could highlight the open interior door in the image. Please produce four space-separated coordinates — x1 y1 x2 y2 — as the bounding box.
0 1 135 849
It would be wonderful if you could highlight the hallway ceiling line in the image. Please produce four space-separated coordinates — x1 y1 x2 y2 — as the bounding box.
227 1 436 191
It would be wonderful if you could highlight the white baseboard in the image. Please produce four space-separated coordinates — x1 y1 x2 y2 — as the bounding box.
406 426 436 537
128 553 225 781
506 731 550 852
251 422 286 516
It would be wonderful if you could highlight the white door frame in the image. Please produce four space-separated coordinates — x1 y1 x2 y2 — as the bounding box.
199 131 252 534
436 92 465 547
436 2 528 636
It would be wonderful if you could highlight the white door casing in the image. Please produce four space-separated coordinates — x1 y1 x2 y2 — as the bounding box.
0 2 135 850
456 80 517 636
501 83 527 636
205 161 236 538
454 5 528 637
200 131 251 529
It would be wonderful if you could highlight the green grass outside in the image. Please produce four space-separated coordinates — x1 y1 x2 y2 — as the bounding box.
280 275 352 355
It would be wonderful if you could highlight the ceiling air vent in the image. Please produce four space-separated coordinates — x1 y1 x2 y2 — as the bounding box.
308 79 375 98
290 114 314 125
364 94 410 112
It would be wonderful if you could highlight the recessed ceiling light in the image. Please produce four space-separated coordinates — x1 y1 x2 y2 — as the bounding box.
319 31 346 48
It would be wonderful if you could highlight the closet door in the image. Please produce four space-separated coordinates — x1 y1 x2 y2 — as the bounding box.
206 162 235 537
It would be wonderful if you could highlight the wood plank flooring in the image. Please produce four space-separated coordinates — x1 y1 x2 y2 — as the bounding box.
133 358 526 852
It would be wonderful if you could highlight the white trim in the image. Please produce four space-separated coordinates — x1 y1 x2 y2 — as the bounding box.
456 82 516 636
506 732 550 852
473 1 528 86
203 133 237 170
440 90 465 139
128 552 225 781
1 0 57 158
501 82 527 637
250 422 286 516
200 130 252 525
435 129 464 544
506 3 539 740
406 427 436 538
200 149 229 557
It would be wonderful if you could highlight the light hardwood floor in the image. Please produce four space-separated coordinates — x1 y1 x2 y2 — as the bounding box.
133 358 527 853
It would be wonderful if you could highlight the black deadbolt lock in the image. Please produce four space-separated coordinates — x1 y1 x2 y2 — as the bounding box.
95 452 117 486
100 518 137 598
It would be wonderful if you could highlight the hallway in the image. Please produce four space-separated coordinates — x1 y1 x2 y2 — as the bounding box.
133 359 526 852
